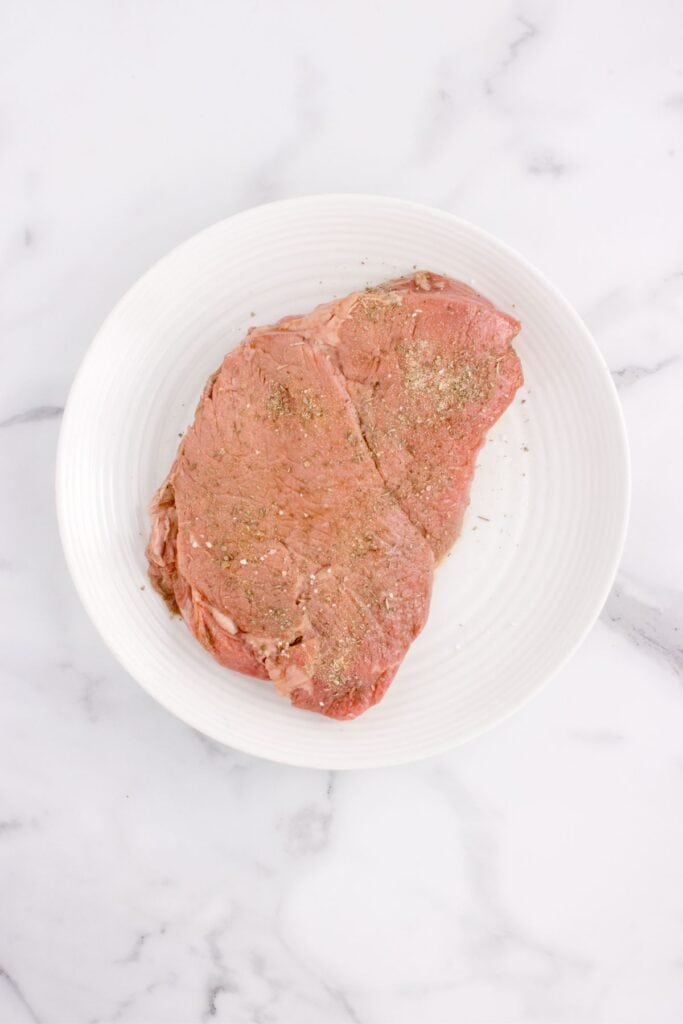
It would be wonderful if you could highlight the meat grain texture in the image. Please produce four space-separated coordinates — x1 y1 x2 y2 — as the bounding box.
147 272 522 719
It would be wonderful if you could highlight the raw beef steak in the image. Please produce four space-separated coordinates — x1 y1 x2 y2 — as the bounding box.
279 272 523 559
148 327 434 719
147 272 522 718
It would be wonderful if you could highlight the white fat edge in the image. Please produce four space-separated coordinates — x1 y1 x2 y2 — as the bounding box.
210 607 238 635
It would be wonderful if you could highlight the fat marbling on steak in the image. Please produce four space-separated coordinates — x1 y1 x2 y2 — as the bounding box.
147 272 522 719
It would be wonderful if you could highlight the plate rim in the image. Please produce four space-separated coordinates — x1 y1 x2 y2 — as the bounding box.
56 193 631 768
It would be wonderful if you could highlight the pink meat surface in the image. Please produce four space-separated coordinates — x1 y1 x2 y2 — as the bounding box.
147 272 522 718
281 272 523 559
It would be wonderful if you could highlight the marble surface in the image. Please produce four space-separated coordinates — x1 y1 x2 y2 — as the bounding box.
2 1 682 1021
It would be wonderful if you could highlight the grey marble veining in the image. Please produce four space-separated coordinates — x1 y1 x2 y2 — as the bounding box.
483 15 539 97
2 2 683 1022
611 357 679 389
0 406 64 429
602 576 683 678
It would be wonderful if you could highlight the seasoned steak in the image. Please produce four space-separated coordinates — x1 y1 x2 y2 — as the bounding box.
147 272 522 718
148 327 434 719
280 273 523 559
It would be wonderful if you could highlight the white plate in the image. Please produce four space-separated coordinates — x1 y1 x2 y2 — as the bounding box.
57 195 629 769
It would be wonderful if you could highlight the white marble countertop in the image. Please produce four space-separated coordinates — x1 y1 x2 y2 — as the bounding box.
2 2 682 1021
